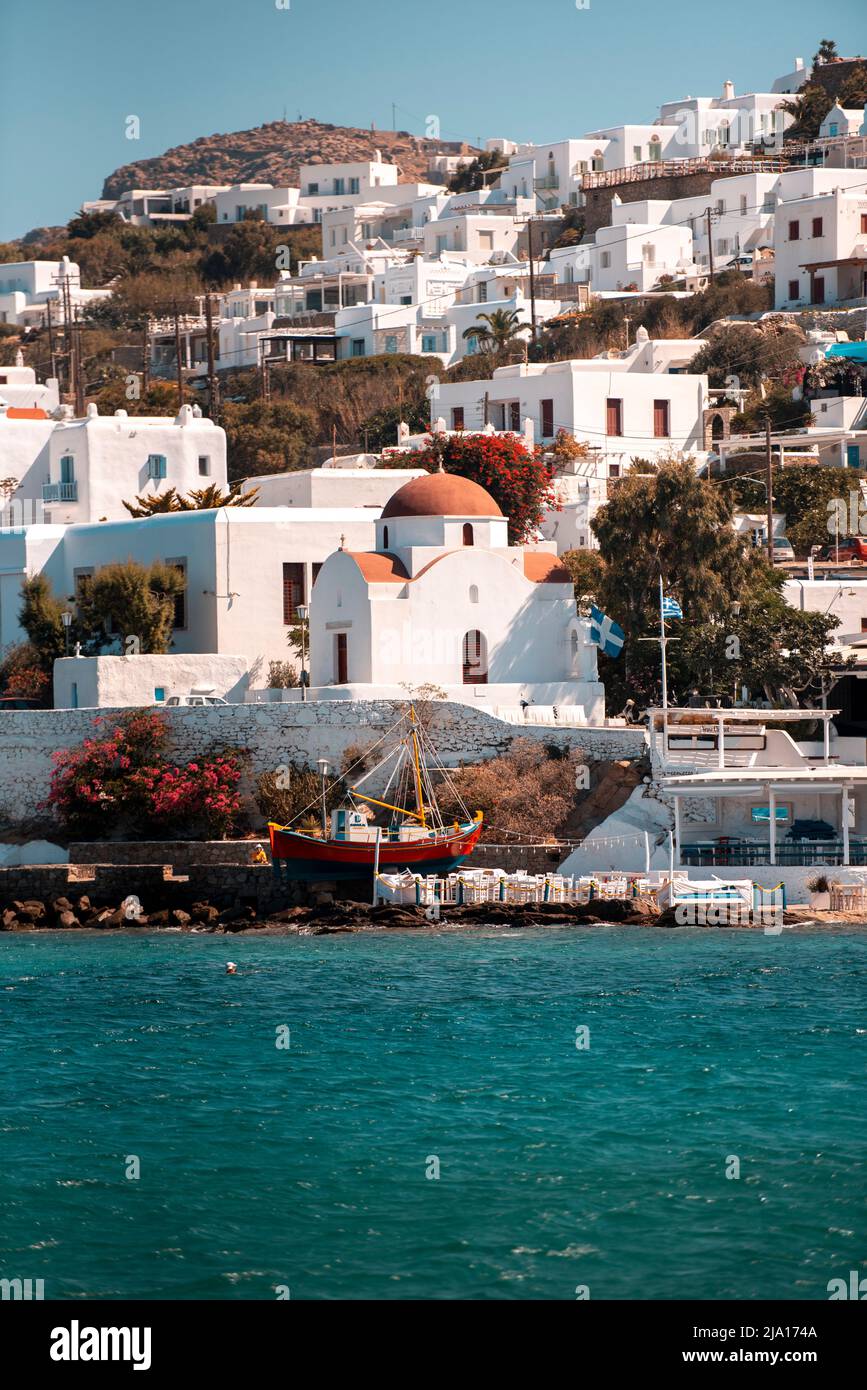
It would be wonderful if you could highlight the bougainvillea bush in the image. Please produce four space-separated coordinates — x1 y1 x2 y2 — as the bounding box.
45 710 245 839
383 432 556 542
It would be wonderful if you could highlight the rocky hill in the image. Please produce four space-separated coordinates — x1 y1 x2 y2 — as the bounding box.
102 118 478 199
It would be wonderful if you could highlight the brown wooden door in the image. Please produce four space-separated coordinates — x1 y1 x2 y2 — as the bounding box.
653 399 670 438
606 398 622 435
335 632 348 684
812 275 825 305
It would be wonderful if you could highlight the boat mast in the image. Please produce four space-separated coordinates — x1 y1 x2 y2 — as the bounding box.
409 705 427 828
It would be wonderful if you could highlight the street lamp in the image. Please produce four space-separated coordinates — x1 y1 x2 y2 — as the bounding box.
316 757 330 837
61 609 72 656
296 604 309 701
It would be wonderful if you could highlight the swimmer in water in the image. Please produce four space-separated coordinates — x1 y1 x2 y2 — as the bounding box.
226 961 237 975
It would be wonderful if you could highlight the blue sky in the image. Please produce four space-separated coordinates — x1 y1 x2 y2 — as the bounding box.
1 0 864 240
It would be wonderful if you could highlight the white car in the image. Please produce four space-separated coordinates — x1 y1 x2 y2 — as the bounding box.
772 536 795 562
162 694 229 707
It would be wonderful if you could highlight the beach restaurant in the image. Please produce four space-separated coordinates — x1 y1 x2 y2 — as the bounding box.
652 707 867 868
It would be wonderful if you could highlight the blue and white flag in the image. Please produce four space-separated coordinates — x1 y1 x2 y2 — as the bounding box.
662 595 683 620
589 604 625 659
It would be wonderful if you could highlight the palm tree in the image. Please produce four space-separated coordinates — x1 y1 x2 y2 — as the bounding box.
462 308 526 358
123 481 259 517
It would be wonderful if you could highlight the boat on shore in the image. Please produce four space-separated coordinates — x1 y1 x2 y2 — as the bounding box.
268 706 483 881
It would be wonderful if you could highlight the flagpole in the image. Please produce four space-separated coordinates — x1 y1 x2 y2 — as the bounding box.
659 573 668 715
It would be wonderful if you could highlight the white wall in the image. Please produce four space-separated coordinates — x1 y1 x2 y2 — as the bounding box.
53 653 252 708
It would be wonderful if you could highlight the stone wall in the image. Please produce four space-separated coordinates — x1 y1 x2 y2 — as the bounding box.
0 862 305 914
0 701 647 830
582 171 718 235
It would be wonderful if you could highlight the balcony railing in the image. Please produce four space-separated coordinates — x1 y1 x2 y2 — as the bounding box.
681 839 867 868
42 482 78 502
534 175 560 190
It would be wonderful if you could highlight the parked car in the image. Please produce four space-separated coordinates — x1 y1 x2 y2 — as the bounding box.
162 694 229 707
816 537 867 562
771 536 795 562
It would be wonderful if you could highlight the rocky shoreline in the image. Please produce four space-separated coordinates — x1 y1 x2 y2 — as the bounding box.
0 891 858 933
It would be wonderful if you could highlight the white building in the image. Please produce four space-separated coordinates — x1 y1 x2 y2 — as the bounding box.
0 364 60 413
213 184 311 226
0 402 227 528
818 105 866 141
552 218 694 291
307 468 605 717
0 257 110 328
773 170 867 308
430 330 709 466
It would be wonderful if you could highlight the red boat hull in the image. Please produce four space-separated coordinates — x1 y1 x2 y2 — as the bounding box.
269 819 483 881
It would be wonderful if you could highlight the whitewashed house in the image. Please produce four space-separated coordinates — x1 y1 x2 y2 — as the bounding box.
773 170 867 308
0 402 226 529
213 184 312 226
0 364 60 413
818 105 866 141
430 331 708 465
0 258 110 328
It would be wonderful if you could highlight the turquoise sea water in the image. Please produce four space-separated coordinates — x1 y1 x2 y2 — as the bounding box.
1 926 864 1301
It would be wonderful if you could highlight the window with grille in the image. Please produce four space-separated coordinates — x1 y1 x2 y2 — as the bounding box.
282 563 304 624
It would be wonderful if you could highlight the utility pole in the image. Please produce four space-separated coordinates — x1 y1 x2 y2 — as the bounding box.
73 308 85 417
706 206 715 284
63 275 76 408
527 217 538 349
141 321 150 395
765 416 774 565
623 315 632 351
172 303 184 409
205 291 218 422
45 298 56 380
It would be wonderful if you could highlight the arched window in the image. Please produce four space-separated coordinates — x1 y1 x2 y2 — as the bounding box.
711 413 726 440
462 630 488 684
382 524 389 549
469 584 479 603
462 522 474 546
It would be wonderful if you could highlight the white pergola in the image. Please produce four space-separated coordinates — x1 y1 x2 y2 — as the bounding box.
647 706 839 771
662 762 867 866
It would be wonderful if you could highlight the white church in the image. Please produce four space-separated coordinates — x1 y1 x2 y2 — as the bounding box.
307 468 605 720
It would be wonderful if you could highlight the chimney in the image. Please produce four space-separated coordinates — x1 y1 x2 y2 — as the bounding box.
722 80 734 101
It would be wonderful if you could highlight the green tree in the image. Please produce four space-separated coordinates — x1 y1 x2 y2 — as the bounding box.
813 38 838 65
560 549 606 615
462 308 526 357
447 151 507 193
76 561 187 653
782 84 834 140
18 575 68 669
690 324 804 391
222 399 318 478
591 460 751 638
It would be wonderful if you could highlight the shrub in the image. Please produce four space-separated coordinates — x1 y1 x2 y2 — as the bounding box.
45 710 245 838
436 738 582 842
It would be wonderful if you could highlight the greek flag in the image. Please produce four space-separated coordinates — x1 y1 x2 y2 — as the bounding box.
662 595 683 620
589 605 625 659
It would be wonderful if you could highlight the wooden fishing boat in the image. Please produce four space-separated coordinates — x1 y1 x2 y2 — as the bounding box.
268 707 483 881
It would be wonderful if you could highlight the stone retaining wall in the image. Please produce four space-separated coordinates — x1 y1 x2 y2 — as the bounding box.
0 700 646 829
0 862 305 914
